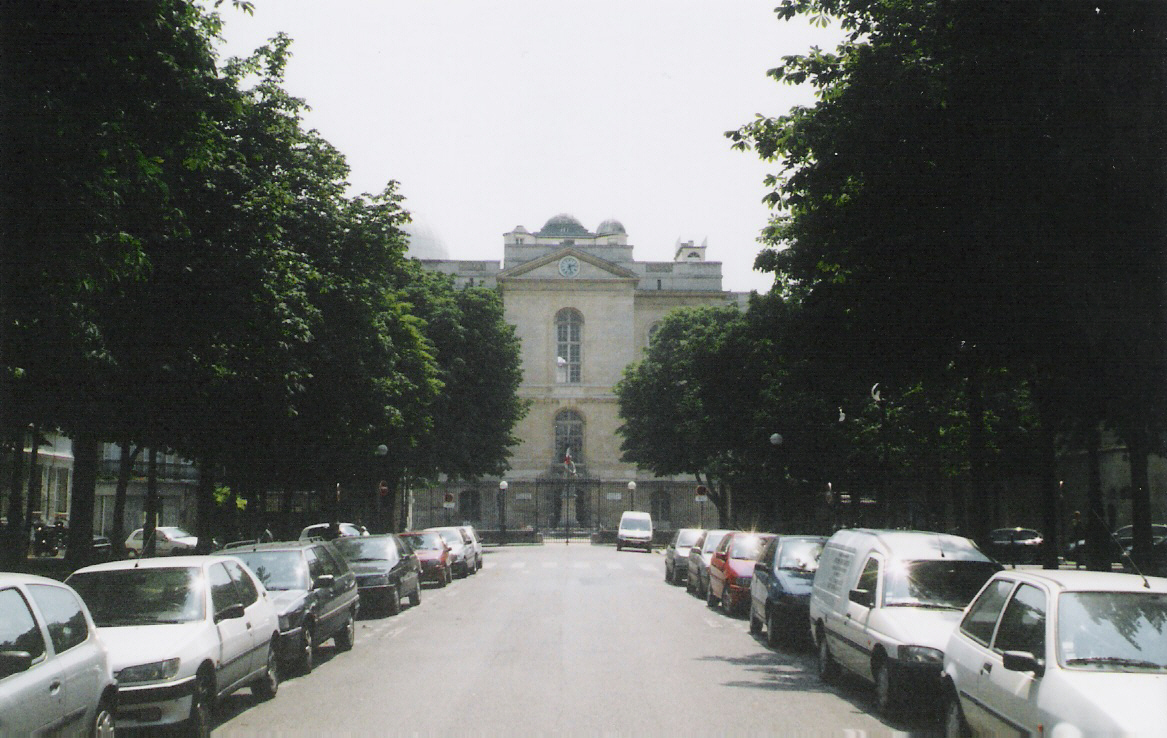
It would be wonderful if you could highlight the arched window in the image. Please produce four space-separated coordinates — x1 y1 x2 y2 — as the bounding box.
646 322 661 349
460 489 481 522
554 410 585 467
651 490 672 526
555 308 583 384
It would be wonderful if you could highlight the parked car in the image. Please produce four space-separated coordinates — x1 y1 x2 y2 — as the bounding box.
0 573 117 736
1065 523 1167 565
125 526 198 557
426 527 477 577
810 528 1002 716
459 526 484 572
708 532 775 615
298 522 367 541
616 511 654 552
67 555 281 735
686 529 735 599
987 527 1044 565
216 540 359 675
664 528 704 585
749 535 827 647
332 534 422 615
942 569 1167 737
400 531 454 586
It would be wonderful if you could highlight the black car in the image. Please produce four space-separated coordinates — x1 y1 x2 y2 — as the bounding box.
748 535 826 647
987 527 1044 565
332 534 422 616
218 540 360 675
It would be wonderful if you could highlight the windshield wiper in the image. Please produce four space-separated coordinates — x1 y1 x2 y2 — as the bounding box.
1066 656 1164 669
884 602 963 610
350 557 387 562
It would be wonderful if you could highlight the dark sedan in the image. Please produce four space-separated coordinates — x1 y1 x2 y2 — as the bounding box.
664 528 704 585
218 540 360 675
987 527 1044 564
748 535 825 647
332 534 422 616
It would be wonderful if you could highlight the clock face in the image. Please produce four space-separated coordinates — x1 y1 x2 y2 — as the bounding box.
558 256 580 277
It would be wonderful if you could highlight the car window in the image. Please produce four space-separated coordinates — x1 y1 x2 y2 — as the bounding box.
777 539 823 573
857 557 880 602
676 529 702 549
0 587 46 661
68 567 204 625
316 545 348 574
758 537 778 567
1059 591 1167 669
130 530 143 541
393 537 410 560
715 534 732 555
234 551 308 591
691 533 707 552
960 578 1015 646
27 584 88 654
225 561 259 606
209 563 243 613
993 583 1046 656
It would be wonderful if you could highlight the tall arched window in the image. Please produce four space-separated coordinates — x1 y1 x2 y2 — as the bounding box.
554 410 585 468
651 490 672 526
460 489 481 522
556 308 583 384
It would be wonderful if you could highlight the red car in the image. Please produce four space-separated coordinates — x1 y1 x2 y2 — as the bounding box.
707 531 775 616
400 531 453 586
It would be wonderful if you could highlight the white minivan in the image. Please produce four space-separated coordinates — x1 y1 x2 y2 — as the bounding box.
616 511 653 552
809 528 1001 716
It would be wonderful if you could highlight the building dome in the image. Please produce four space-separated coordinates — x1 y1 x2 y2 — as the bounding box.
596 218 626 236
402 218 450 260
538 213 591 238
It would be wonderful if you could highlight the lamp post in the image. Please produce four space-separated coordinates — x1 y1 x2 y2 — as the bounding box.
375 444 389 530
498 480 508 545
627 481 636 512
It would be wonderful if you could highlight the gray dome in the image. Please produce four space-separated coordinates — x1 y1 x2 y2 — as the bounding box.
596 218 626 236
402 219 450 260
538 213 591 238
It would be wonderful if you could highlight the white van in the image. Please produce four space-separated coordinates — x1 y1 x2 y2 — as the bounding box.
809 528 1001 715
616 511 653 552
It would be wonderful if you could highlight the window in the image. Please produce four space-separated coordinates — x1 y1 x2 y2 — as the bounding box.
0 588 46 662
650 490 671 525
960 578 1014 646
647 323 661 348
555 308 582 384
225 562 259 607
209 563 242 614
555 410 584 467
856 557 880 606
994 584 1047 656
28 584 89 654
461 489 482 521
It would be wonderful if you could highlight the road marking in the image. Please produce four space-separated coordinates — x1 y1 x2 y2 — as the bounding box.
542 562 557 569
511 562 527 569
572 562 589 569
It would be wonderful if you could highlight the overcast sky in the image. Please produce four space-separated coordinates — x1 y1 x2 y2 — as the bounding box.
216 1 841 293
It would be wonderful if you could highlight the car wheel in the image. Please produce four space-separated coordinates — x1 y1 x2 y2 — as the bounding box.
748 603 763 634
616 543 623 552
646 545 652 554
665 565 673 583
766 608 783 648
706 583 719 608
440 567 450 587
721 587 734 616
874 659 898 716
184 673 214 738
817 632 840 683
125 549 138 559
387 585 401 616
335 609 355 651
297 624 315 675
944 689 971 738
409 582 421 607
92 697 116 738
253 641 279 701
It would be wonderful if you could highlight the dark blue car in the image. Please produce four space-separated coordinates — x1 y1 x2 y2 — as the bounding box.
748 535 826 648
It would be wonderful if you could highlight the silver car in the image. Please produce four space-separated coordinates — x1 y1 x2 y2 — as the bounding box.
0 573 117 736
426 527 477 577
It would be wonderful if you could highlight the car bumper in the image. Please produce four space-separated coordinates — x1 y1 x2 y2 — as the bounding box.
418 564 448 582
115 675 197 727
617 538 652 550
278 625 305 660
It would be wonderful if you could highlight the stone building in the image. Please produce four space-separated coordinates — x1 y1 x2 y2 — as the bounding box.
416 214 746 533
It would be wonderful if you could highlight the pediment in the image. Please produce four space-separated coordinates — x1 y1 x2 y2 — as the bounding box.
499 247 638 282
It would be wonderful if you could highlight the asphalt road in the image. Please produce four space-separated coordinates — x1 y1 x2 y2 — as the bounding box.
215 543 939 736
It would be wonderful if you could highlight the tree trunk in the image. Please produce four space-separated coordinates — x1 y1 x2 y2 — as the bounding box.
143 448 158 556
1085 423 1109 572
5 427 26 565
195 453 216 554
24 426 40 531
1127 426 1154 571
966 365 991 545
65 433 99 570
111 441 138 558
1033 377 1062 570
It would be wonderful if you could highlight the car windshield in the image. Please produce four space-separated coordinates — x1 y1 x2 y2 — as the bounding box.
68 567 204 626
883 560 1001 609
233 551 308 591
1059 591 1167 671
435 530 462 547
703 532 728 554
402 533 443 551
623 518 650 532
729 535 766 560
334 537 395 561
676 530 701 548
778 540 824 572
160 527 193 539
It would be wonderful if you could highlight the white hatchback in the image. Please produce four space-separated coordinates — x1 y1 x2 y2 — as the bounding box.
67 555 281 734
943 569 1167 737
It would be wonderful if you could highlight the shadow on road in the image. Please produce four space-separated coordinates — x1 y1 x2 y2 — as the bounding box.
213 644 343 729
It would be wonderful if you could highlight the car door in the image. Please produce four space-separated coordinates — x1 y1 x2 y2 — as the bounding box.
949 577 1016 734
978 583 1048 735
26 583 102 734
0 585 59 735
393 537 420 595
304 547 342 636
709 534 732 599
208 562 253 692
224 560 270 678
317 544 358 625
836 554 882 677
753 537 779 617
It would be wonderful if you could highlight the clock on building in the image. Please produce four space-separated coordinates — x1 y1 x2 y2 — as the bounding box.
558 256 580 277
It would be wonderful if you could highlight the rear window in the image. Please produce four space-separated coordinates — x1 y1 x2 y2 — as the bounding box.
676 530 701 548
884 560 1002 609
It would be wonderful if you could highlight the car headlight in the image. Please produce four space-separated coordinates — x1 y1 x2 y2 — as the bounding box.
117 658 181 684
899 646 944 664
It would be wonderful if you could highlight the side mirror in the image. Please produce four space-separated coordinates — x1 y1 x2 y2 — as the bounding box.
0 650 33 678
1002 650 1045 677
214 603 245 623
313 574 335 590
848 588 874 607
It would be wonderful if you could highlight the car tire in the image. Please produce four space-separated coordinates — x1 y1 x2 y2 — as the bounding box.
409 582 421 607
335 609 355 651
296 624 315 675
817 632 840 684
721 587 734 616
646 545 652 554
665 565 673 583
253 641 279 701
387 585 401 616
184 672 214 738
874 659 898 716
944 688 971 738
706 583 718 608
766 608 783 649
92 697 116 738
748 603 763 634
126 549 138 559
616 543 623 552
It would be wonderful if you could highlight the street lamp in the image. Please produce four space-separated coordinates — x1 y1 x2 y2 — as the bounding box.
375 444 389 529
498 480 508 546
627 481 636 512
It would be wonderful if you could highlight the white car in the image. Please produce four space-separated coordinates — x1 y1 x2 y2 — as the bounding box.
67 555 281 735
298 522 367 540
943 569 1167 737
426 527 477 577
459 526 484 572
0 573 117 736
125 526 198 556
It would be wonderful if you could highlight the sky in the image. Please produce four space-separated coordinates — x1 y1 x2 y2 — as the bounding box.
216 1 842 293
